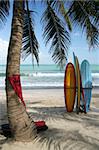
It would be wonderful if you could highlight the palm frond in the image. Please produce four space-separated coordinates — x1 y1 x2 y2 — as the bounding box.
58 1 72 31
22 5 39 65
90 1 99 27
50 0 72 31
0 0 10 24
68 0 99 48
82 1 99 27
44 0 72 31
42 2 70 68
86 20 99 49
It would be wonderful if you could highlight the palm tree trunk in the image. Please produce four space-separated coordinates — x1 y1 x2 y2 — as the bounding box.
6 0 37 141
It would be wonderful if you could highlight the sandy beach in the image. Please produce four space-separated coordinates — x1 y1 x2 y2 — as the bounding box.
0 88 99 150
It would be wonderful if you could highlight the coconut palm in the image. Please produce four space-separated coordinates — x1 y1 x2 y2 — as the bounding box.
5 1 37 141
0 0 99 142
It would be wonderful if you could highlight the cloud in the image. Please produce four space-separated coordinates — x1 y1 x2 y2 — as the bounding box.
39 51 53 64
73 32 80 37
21 51 53 64
0 38 9 64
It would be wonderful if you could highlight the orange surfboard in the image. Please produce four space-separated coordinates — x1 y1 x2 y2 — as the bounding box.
64 63 76 112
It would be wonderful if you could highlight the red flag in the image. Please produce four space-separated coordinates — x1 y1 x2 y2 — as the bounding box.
8 75 26 107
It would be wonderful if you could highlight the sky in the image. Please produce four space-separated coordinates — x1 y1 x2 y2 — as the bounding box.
0 1 99 65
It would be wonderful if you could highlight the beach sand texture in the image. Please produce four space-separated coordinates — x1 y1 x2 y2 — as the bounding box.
0 89 99 150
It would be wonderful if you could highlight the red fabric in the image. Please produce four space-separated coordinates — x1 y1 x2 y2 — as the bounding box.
34 121 45 127
8 75 26 107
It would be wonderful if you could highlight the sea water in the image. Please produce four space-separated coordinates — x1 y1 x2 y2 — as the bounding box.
0 64 99 89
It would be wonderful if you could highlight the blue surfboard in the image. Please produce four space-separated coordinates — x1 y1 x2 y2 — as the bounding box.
81 60 92 112
73 52 76 69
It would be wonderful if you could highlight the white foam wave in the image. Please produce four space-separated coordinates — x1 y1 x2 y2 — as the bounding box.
0 81 63 88
28 72 64 77
0 82 99 88
0 72 99 78
22 82 63 87
0 73 99 88
92 83 99 87
92 73 99 78
22 72 99 78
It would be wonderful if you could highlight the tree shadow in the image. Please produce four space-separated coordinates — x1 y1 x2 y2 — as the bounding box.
35 128 99 150
0 137 8 150
0 102 8 125
28 106 99 125
28 106 66 122
28 106 99 150
26 101 42 105
0 101 9 149
0 102 99 149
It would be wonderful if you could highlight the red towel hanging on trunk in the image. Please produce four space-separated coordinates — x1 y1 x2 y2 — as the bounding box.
8 75 26 107
8 75 48 132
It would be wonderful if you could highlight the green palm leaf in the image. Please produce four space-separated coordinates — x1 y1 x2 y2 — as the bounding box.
68 0 99 48
0 0 10 24
51 0 72 31
58 1 72 31
42 1 70 68
22 2 39 65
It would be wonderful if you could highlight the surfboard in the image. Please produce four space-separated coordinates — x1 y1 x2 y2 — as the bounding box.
81 60 92 112
73 52 86 113
80 76 86 113
75 56 81 114
73 52 76 69
64 63 76 112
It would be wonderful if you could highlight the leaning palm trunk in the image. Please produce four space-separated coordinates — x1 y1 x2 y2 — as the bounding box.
6 0 37 141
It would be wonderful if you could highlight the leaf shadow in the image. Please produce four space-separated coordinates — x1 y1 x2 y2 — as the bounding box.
0 102 8 125
28 106 99 150
35 128 99 150
0 102 99 149
0 137 8 150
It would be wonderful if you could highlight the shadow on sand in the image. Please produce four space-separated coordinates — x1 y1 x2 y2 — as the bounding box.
0 101 9 149
0 102 99 150
28 106 99 150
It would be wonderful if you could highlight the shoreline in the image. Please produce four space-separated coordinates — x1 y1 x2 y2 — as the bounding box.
0 85 99 89
0 86 99 96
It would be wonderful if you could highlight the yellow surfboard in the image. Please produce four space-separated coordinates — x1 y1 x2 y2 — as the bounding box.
75 56 81 114
64 63 76 112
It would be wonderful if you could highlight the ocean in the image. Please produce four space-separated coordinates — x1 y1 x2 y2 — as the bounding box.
0 64 99 89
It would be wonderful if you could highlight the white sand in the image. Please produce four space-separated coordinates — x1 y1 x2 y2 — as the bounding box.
0 89 99 150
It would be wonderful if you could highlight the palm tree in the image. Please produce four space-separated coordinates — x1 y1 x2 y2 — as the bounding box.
0 0 37 141
5 1 37 141
0 0 99 142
